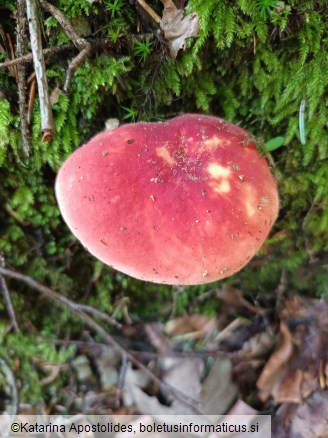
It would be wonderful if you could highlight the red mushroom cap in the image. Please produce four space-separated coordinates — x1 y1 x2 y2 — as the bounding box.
55 114 279 285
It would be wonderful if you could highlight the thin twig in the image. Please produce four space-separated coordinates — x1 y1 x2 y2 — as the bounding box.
115 353 128 408
0 357 18 417
39 0 87 51
26 0 55 141
63 46 91 93
136 0 161 24
77 303 122 330
0 34 151 70
0 26 17 78
6 33 18 81
39 0 92 92
54 339 228 359
0 267 202 412
275 268 288 316
16 0 31 154
0 257 19 333
0 43 75 69
27 78 36 125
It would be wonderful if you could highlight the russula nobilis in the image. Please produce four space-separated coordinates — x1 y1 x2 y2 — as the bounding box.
55 114 279 285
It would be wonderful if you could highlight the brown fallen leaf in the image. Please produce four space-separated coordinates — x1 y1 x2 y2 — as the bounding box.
50 85 62 105
165 314 217 340
145 322 174 354
272 390 328 438
216 287 264 316
125 358 203 415
201 356 238 415
160 0 199 58
257 295 328 404
257 319 293 401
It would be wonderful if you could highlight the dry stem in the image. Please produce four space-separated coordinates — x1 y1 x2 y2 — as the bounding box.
16 0 31 154
26 0 55 141
136 0 161 24
0 43 75 69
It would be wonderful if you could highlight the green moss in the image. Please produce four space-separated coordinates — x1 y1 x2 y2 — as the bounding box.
0 0 328 403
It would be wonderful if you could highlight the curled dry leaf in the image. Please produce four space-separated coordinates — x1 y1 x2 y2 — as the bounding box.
256 320 293 402
257 295 328 404
160 0 199 58
165 314 217 340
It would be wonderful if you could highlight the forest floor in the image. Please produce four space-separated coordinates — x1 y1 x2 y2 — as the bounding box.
2 276 327 438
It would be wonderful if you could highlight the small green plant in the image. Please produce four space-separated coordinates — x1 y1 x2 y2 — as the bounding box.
108 25 123 43
133 38 153 62
257 0 279 18
105 0 123 19
121 106 138 121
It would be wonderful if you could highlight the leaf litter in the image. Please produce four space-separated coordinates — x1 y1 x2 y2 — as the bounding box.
8 290 328 438
160 0 199 58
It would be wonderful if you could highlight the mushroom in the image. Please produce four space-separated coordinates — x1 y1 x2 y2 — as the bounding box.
55 114 279 285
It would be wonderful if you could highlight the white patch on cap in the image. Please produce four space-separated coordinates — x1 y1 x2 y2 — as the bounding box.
242 185 258 217
245 201 256 217
156 146 174 164
208 163 231 178
214 180 231 193
201 136 231 151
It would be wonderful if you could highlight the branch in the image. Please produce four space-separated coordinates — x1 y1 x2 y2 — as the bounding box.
77 303 122 330
39 0 87 51
136 0 161 24
0 266 202 412
0 35 151 70
0 257 19 333
0 43 75 69
26 0 55 142
39 0 91 92
16 0 31 155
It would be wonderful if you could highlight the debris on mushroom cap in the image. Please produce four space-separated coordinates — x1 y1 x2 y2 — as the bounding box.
55 114 279 285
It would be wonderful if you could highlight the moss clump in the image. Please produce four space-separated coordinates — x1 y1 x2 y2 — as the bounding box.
0 0 327 403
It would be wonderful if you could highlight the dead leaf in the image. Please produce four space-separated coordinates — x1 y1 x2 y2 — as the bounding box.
160 0 199 58
50 85 62 105
257 320 293 401
127 359 203 415
145 322 174 353
239 330 275 359
272 390 328 438
257 296 328 404
273 368 303 403
165 314 217 340
123 362 151 407
164 358 203 401
216 288 264 316
95 348 121 390
201 357 238 414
